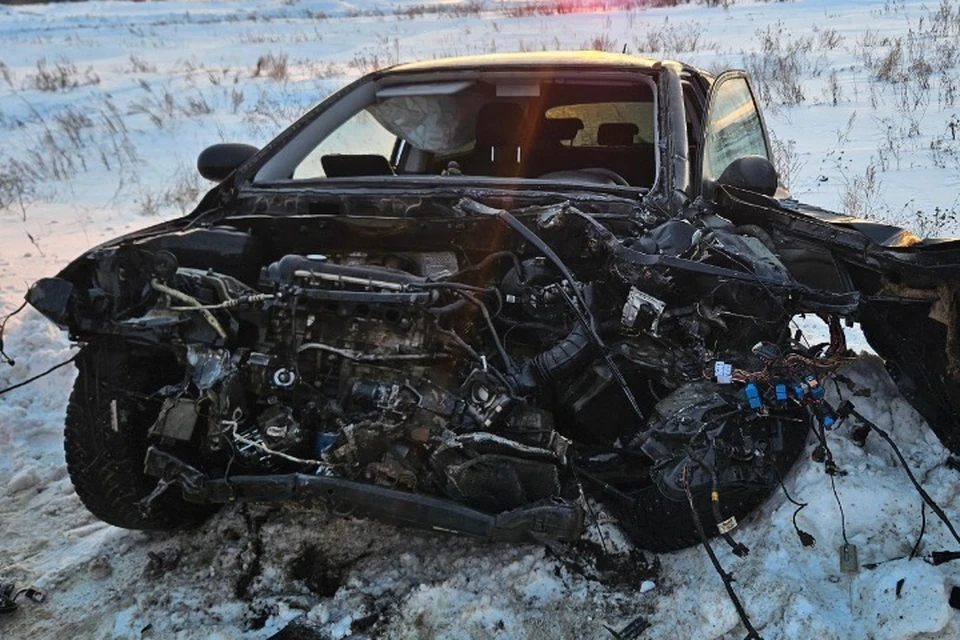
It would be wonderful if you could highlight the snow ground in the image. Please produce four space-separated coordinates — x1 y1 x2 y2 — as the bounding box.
2 0 960 638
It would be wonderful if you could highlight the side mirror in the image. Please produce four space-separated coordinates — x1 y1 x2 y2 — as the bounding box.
197 143 259 182
716 155 779 197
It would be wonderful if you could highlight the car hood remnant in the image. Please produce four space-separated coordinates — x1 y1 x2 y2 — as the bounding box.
24 53 960 559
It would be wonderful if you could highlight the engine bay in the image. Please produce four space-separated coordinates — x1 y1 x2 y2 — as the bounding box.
28 196 874 548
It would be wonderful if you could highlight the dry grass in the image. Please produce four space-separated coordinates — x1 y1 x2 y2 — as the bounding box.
23 57 100 92
253 53 289 81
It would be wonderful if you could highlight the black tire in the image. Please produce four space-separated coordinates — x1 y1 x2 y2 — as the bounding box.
64 344 216 530
615 471 799 554
610 407 811 553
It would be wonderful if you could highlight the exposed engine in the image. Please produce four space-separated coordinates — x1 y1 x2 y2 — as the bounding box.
34 198 860 548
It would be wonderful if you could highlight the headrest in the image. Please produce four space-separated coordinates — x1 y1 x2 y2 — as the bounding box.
539 117 584 142
597 122 639 146
475 102 525 147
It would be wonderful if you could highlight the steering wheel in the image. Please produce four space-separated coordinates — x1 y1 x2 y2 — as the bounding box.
537 168 631 186
580 167 630 186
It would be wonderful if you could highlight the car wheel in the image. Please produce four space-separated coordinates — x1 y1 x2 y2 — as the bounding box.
64 344 216 530
609 398 811 553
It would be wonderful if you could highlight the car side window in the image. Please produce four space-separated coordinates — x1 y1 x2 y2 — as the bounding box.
703 77 768 181
293 110 397 179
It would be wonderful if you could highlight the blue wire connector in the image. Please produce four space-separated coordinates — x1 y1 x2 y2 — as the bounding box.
815 403 839 429
804 374 825 401
775 383 788 402
745 382 763 409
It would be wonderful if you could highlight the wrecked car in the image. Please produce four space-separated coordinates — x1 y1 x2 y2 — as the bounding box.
25 52 960 553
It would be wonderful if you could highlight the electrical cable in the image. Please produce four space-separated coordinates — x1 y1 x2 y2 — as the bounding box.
850 406 960 547
773 466 816 547
910 502 927 561
815 419 850 545
832 385 955 560
704 238 792 320
685 447 749 557
681 464 762 640
0 354 78 396
830 472 850 546
0 300 27 366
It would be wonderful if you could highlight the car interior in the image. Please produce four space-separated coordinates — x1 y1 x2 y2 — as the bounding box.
263 74 660 188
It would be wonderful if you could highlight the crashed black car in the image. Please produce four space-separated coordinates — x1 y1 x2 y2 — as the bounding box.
26 52 960 553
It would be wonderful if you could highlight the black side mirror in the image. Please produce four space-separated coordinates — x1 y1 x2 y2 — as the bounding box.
197 143 259 182
716 155 779 197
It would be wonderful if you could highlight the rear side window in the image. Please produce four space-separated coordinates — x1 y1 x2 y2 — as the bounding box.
703 77 768 180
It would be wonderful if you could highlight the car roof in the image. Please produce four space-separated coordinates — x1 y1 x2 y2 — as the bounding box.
385 50 674 74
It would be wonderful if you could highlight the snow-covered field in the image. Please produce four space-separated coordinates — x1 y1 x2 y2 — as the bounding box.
2 0 960 638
